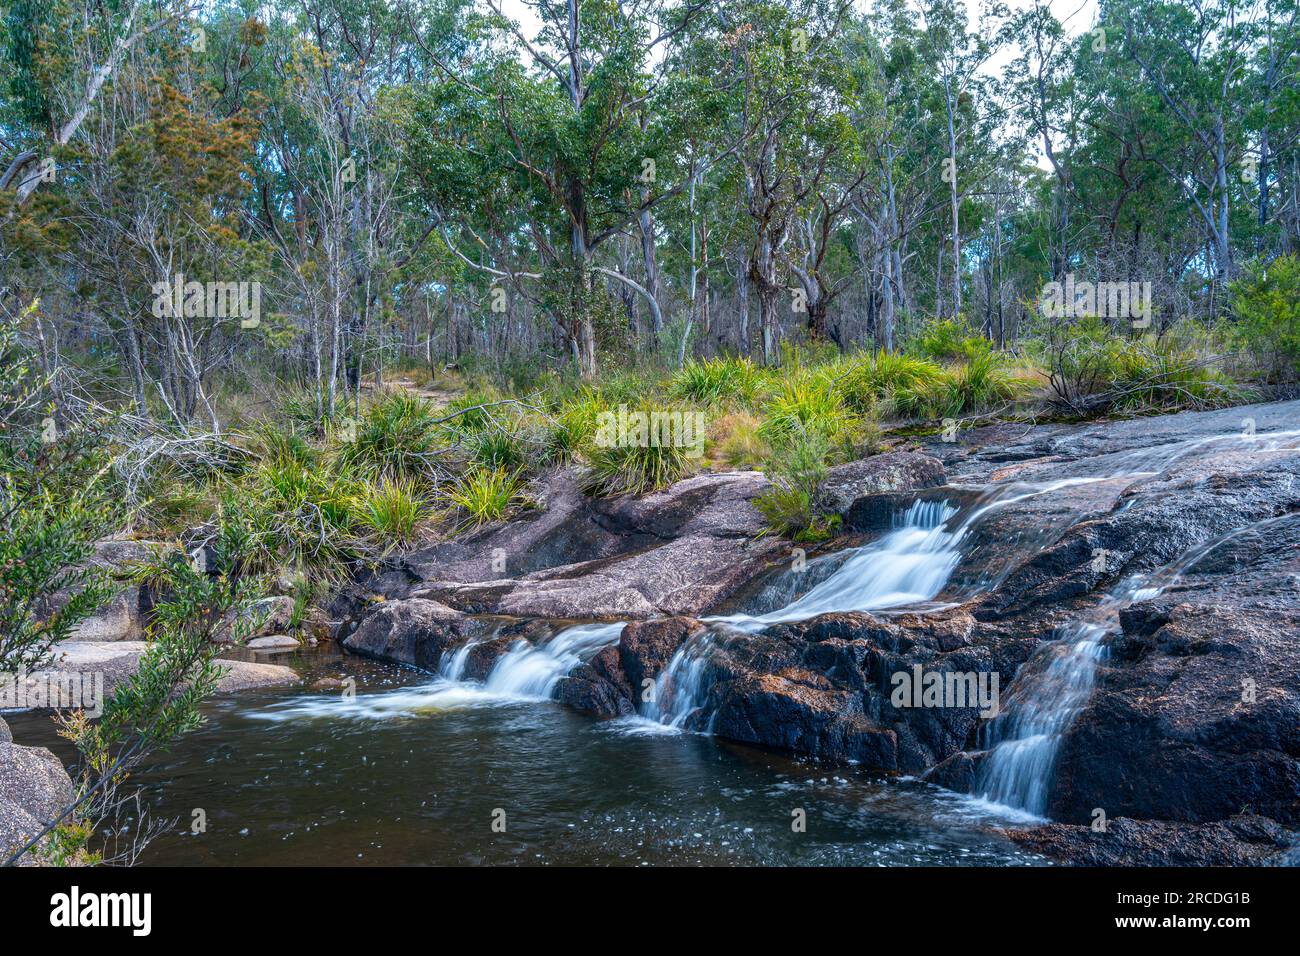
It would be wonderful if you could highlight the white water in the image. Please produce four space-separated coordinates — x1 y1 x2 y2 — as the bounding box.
476 623 624 698
976 511 1296 817
640 478 1123 730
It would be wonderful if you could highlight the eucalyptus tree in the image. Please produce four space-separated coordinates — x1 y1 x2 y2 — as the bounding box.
399 0 725 378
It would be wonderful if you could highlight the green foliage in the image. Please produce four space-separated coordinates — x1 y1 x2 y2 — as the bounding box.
1035 317 1236 413
754 426 840 542
217 458 360 580
545 390 605 464
909 318 994 363
580 415 696 498
0 309 118 673
933 351 1033 416
708 412 771 469
443 467 522 528
669 356 764 407
354 477 429 546
29 547 251 866
835 351 947 417
471 429 528 471
333 391 440 482
1230 255 1300 381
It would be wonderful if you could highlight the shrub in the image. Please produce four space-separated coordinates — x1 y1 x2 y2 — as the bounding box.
753 426 839 542
758 373 851 447
219 459 360 579
909 318 994 363
471 429 528 471
545 390 605 464
1230 254 1300 381
933 351 1033 416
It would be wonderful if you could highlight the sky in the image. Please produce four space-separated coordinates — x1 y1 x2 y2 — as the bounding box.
493 0 1104 56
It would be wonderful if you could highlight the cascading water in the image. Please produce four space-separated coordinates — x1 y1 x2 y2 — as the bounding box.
477 622 624 698
975 512 1295 817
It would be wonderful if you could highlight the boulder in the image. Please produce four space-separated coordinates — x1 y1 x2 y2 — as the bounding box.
0 716 77 864
246 635 300 651
618 617 705 692
55 538 160 642
341 597 554 675
553 646 636 717
819 452 946 515
217 596 298 644
16 641 301 703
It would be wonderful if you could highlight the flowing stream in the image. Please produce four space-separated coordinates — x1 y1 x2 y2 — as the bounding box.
8 421 1294 863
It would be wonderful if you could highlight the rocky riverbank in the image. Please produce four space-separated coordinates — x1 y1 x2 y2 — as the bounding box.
337 399 1300 865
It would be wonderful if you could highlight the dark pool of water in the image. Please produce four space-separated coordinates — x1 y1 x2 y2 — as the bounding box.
6 647 1045 866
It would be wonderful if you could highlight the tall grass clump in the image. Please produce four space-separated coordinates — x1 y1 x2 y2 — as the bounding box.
835 351 946 418
933 350 1033 416
580 401 698 497
443 467 523 528
218 458 360 580
758 372 878 460
354 477 429 546
669 356 764 407
753 426 839 542
333 391 440 481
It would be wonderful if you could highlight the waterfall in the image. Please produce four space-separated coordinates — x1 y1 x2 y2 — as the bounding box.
638 477 1121 729
975 513 1294 817
477 623 625 699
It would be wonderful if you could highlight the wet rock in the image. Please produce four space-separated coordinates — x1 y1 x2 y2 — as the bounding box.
246 635 299 651
554 646 635 717
375 471 786 619
618 617 705 691
921 751 981 793
820 452 946 515
1006 814 1296 866
461 634 526 682
310 677 348 691
341 598 475 671
0 717 77 865
710 673 898 767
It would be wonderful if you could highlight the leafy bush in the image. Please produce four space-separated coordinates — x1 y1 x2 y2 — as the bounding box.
909 318 994 363
219 458 360 579
1035 317 1236 413
544 390 605 463
471 429 528 471
758 372 876 460
1230 255 1300 381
